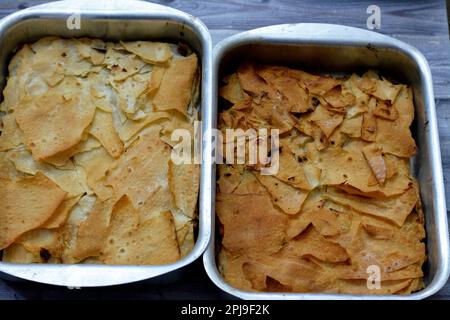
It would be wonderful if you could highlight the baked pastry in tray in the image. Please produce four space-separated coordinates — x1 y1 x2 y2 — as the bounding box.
0 37 200 265
216 62 425 294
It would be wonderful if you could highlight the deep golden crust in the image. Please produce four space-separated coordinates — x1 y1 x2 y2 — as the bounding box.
217 64 425 295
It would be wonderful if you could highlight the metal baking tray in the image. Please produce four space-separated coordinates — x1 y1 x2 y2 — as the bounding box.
203 23 450 300
0 0 213 287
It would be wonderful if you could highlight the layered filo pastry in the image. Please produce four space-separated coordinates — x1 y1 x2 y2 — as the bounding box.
216 63 425 295
0 38 200 265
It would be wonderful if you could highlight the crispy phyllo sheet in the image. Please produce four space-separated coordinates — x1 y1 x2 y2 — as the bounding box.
0 38 200 264
217 63 424 295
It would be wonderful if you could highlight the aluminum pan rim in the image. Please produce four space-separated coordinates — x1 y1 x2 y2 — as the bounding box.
203 23 450 300
0 0 213 287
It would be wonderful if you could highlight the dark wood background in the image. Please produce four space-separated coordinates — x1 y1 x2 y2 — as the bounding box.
0 0 449 300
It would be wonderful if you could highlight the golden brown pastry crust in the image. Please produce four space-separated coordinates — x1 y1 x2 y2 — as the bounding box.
0 37 200 264
217 63 425 295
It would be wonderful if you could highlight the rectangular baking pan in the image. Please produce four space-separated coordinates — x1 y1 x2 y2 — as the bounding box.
0 0 213 287
203 23 450 300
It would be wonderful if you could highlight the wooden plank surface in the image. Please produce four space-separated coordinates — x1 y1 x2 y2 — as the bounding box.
0 0 449 300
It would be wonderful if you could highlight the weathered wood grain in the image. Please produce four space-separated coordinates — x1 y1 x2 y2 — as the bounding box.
2 0 449 96
0 0 449 300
